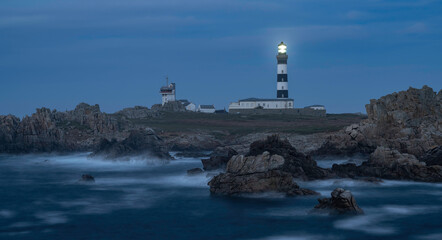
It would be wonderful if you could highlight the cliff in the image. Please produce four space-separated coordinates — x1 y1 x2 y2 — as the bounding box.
315 86 441 158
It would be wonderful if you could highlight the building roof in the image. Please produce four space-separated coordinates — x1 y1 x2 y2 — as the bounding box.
305 105 325 108
239 98 294 102
199 105 215 109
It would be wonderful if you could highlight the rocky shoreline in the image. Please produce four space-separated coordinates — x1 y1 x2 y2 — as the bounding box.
1 86 441 187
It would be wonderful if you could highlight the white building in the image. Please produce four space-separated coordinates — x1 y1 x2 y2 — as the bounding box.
160 78 176 106
305 105 326 110
229 42 294 112
229 98 293 110
178 99 197 112
198 105 216 113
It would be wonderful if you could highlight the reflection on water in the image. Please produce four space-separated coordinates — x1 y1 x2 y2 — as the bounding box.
0 154 441 240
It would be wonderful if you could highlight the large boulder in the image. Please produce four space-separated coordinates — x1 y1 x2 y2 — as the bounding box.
91 128 171 160
208 151 318 196
332 146 442 182
247 135 331 180
201 147 238 171
313 188 364 215
226 152 284 174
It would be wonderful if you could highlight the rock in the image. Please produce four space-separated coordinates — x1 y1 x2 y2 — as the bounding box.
247 135 331 180
0 103 123 153
80 174 95 182
332 146 442 182
187 168 203 175
201 147 238 171
314 86 442 158
91 128 172 160
116 106 161 119
420 146 442 166
151 101 186 112
208 170 317 196
175 152 210 158
208 149 318 196
313 188 364 215
226 152 285 174
360 177 384 184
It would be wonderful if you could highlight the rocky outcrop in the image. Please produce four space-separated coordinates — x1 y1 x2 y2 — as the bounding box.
332 146 442 182
91 128 171 159
314 86 441 158
208 150 318 196
313 188 364 215
248 135 331 180
0 103 123 153
201 147 238 171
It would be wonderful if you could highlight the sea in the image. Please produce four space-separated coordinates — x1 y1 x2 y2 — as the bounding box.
0 153 441 240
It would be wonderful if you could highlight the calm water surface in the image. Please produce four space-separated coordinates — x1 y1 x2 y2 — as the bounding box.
0 153 441 240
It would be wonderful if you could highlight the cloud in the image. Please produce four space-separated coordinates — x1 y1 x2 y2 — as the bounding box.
0 15 49 27
400 22 429 34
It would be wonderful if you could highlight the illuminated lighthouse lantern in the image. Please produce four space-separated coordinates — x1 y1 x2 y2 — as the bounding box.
277 42 289 98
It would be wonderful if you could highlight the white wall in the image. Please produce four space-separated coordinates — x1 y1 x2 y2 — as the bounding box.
277 64 287 74
229 100 294 110
186 103 196 112
277 82 288 90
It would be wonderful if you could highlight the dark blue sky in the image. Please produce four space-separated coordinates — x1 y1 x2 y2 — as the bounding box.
1 0 441 117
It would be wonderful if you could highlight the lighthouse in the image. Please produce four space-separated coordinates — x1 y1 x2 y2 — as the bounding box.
228 41 294 112
276 42 288 98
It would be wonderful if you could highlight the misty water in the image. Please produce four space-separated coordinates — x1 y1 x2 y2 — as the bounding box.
1 153 442 240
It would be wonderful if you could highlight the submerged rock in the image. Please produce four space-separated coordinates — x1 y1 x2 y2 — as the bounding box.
313 188 364 215
187 168 204 175
80 174 95 182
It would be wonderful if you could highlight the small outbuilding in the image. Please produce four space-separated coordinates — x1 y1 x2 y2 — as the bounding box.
198 105 216 113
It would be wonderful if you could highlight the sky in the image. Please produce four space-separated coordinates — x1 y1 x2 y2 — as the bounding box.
1 0 441 117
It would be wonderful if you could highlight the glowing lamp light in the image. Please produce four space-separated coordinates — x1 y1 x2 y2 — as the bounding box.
278 42 287 54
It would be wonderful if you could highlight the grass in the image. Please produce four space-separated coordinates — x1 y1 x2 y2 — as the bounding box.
126 112 365 137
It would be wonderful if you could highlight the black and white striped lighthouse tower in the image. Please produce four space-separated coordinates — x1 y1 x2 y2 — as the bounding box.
276 42 288 98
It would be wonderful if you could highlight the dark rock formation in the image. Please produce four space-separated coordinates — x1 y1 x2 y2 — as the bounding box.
332 147 442 182
0 103 122 153
116 106 161 119
80 174 95 182
187 168 204 175
208 151 318 196
91 128 171 159
313 188 364 215
314 86 442 158
201 147 238 171
151 101 186 112
420 146 442 166
248 135 331 180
